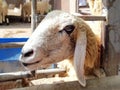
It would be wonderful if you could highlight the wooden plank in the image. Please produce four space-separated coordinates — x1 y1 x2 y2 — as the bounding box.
13 75 120 90
0 43 24 48
0 69 66 82
0 80 22 90
78 15 106 21
38 14 106 21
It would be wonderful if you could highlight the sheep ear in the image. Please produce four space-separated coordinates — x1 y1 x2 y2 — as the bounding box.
74 30 87 87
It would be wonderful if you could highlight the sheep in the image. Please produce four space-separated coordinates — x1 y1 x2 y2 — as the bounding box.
87 0 107 40
22 2 31 22
0 0 9 24
87 0 102 15
19 10 105 87
36 0 51 15
87 0 107 16
22 0 51 22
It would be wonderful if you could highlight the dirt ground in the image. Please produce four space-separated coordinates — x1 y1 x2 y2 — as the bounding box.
0 23 32 38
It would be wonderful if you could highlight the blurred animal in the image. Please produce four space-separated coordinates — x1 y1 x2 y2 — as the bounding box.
22 0 51 22
87 0 103 15
0 0 9 24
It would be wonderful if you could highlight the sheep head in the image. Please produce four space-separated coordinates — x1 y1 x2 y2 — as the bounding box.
19 10 93 87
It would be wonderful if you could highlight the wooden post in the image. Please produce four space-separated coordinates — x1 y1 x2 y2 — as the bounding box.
31 0 37 31
103 0 120 76
49 0 54 10
76 0 79 13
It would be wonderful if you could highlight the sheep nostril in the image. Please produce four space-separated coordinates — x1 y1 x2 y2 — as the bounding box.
22 49 34 57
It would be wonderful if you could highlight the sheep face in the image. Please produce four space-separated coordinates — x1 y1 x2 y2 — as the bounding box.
20 11 78 70
20 10 89 86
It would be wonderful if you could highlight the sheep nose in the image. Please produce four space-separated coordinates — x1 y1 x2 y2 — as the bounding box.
22 49 34 58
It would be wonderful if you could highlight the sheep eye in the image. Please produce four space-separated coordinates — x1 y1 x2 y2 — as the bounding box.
63 25 75 34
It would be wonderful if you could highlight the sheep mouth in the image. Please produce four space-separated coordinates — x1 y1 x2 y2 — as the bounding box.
22 61 40 67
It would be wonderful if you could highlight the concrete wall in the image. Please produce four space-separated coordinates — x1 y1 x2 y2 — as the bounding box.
53 0 77 13
104 0 120 76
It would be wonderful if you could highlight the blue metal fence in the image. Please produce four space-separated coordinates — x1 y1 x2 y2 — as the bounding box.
0 38 28 73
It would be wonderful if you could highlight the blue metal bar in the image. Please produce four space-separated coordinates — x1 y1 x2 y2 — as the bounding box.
0 38 28 43
0 48 21 61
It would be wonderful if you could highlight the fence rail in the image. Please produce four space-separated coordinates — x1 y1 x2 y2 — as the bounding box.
0 68 66 82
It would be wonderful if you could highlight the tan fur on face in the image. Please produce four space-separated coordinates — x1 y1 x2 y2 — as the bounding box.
58 17 100 76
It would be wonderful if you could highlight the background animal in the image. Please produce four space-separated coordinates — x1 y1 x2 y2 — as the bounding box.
0 0 9 24
19 10 105 87
22 0 51 22
86 0 107 41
